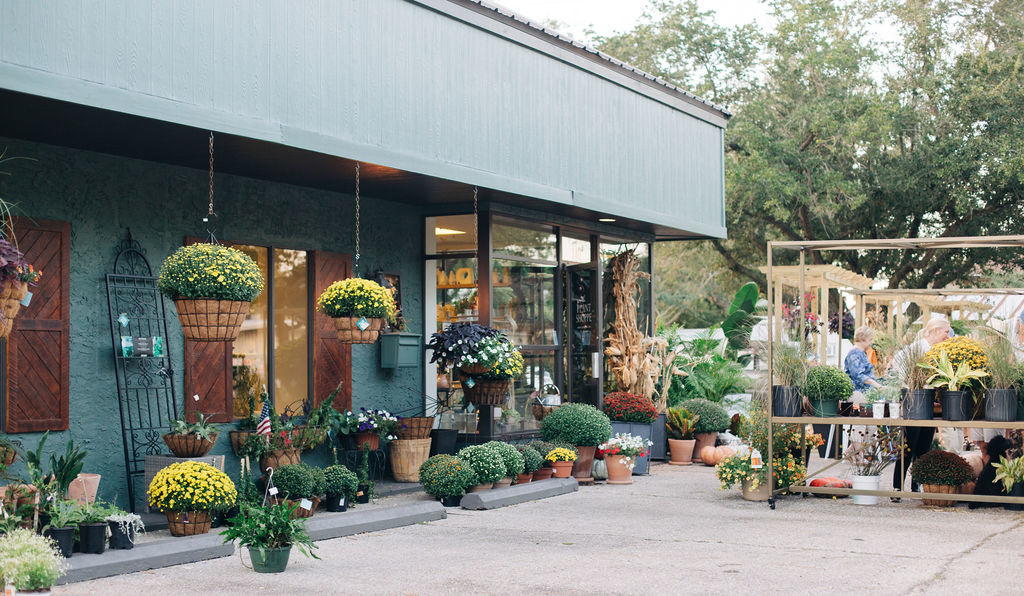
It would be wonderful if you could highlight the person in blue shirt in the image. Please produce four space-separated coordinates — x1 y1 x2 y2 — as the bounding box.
845 326 883 393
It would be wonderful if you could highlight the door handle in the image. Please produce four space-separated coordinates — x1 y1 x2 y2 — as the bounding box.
591 352 600 378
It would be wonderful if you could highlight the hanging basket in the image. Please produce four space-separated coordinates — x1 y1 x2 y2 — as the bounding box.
165 510 212 536
173 298 249 342
332 316 384 344
396 417 434 440
459 373 511 407
458 363 493 375
162 432 219 458
0 281 28 340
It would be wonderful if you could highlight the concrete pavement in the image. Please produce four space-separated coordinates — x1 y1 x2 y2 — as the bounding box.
53 461 1024 595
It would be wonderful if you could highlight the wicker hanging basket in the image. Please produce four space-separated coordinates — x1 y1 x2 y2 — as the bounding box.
162 432 219 458
173 298 249 342
0 281 28 340
459 373 512 407
396 417 434 440
332 316 384 344
165 510 212 536
458 363 493 375
258 447 302 474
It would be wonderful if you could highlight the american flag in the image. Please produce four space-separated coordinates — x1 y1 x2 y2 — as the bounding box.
256 401 271 435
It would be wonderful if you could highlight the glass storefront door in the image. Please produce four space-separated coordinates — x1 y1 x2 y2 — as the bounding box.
566 262 602 407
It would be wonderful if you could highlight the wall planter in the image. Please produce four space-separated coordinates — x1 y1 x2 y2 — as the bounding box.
985 389 1017 422
0 280 28 339
610 421 651 475
649 413 667 461
940 390 970 422
380 332 422 368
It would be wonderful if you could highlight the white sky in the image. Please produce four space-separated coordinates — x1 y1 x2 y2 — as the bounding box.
493 0 774 40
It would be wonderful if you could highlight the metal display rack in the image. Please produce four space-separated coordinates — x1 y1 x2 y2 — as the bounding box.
765 235 1024 509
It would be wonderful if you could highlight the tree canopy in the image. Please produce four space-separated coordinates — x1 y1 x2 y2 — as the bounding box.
596 0 1024 326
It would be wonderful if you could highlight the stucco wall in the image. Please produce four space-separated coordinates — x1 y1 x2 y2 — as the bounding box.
0 136 424 508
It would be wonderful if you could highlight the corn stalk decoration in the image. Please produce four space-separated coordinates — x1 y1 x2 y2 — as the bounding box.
603 248 684 411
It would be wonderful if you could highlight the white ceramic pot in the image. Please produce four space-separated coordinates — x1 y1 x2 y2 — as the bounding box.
851 474 881 505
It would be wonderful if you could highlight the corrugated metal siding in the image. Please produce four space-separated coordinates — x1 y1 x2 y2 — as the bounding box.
0 0 726 237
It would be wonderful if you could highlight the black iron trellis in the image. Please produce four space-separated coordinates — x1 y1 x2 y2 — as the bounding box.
105 230 179 512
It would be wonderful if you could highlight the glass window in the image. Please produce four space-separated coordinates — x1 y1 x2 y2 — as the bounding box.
232 245 269 419
273 249 308 415
491 259 556 346
430 215 476 254
561 235 592 265
435 256 478 330
493 220 556 262
495 352 556 435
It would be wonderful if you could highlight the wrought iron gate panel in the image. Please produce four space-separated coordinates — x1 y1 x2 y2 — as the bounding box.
105 231 179 512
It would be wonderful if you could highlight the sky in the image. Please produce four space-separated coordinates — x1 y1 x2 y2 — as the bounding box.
493 0 774 40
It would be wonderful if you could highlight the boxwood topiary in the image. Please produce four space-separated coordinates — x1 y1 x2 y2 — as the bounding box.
801 365 854 401
540 403 613 446
517 445 544 474
680 399 730 433
323 464 358 500
457 445 506 484
419 454 476 498
911 449 975 487
484 441 525 477
308 465 326 497
272 463 314 500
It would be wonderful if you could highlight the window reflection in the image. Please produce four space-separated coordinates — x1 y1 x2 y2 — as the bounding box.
232 245 269 419
491 260 555 346
274 249 308 415
493 220 556 262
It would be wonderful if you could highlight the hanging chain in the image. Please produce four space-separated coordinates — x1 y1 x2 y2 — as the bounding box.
208 132 215 216
354 162 361 274
473 186 479 255
205 132 218 243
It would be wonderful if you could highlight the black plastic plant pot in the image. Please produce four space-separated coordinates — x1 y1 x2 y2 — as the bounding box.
941 390 971 421
429 429 458 456
324 494 348 512
985 389 1017 422
903 389 935 420
771 386 801 417
107 521 135 550
45 526 75 558
1005 482 1024 512
356 484 371 504
79 522 107 554
440 494 463 507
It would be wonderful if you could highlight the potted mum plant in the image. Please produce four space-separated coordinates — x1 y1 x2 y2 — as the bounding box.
910 449 975 506
602 392 658 475
801 365 853 417
539 403 612 481
544 447 578 478
0 528 67 593
221 502 319 573
483 441 524 487
316 277 396 344
271 464 323 519
920 347 988 422
515 445 543 484
147 461 237 536
598 433 653 484
163 412 220 458
679 398 729 463
665 407 699 465
323 457 358 512
419 454 477 507
458 444 507 491
157 243 265 341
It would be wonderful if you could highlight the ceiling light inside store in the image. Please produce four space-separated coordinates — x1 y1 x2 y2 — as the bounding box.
598 218 616 223
435 227 466 236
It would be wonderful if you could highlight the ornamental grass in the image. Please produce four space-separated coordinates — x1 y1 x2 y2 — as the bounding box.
157 243 264 301
317 278 397 321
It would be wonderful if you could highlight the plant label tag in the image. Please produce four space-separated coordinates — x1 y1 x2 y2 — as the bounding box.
750 448 763 469
357 317 370 331
340 496 346 507
268 486 278 496
5 583 15 596
20 290 32 307
465 377 476 389
118 313 130 327
300 498 313 511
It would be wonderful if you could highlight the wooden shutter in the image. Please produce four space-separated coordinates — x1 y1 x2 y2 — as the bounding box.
182 237 234 423
311 250 352 412
4 218 70 432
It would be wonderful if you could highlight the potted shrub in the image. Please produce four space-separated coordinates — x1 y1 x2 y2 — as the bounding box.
221 502 319 573
801 365 853 417
920 346 988 422
272 464 322 519
602 392 658 475
419 454 477 507
0 238 40 340
323 463 358 513
910 450 975 506
544 447 578 478
458 336 524 407
598 433 653 485
457 445 506 491
316 277 396 344
426 322 500 374
515 445 543 484
665 407 699 465
42 499 79 558
163 412 220 458
483 441 524 487
157 243 265 342
992 456 1024 510
981 337 1021 422
355 443 375 504
679 399 729 463
0 528 67 593
842 427 903 505
147 461 237 536
105 506 145 550
772 342 807 417
539 403 612 479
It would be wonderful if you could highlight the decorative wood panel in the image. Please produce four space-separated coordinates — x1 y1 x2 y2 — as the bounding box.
312 250 351 412
182 237 233 423
5 218 70 432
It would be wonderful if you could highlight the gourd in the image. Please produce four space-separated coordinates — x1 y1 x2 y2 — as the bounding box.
591 459 608 481
701 445 736 466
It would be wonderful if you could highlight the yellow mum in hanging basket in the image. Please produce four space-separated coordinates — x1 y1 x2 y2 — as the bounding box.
147 461 237 512
317 278 397 322
157 243 264 302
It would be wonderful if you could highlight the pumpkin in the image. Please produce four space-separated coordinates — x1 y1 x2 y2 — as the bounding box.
809 476 851 497
591 459 608 481
701 445 736 466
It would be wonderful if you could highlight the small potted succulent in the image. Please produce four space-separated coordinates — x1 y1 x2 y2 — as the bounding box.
801 365 853 417
418 454 477 507
457 445 507 491
910 449 975 506
157 243 265 342
679 398 730 463
483 441 524 487
163 412 220 458
316 278 396 344
539 403 612 480
221 502 320 573
0 528 67 593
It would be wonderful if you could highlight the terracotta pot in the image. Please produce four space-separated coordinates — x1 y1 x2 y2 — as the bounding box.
354 431 380 451
667 438 695 465
258 447 301 474
68 473 101 505
165 510 212 536
493 477 514 488
691 432 718 463
532 467 554 481
163 432 218 458
572 445 597 480
333 316 384 344
467 483 492 493
550 461 574 478
742 479 770 501
515 473 533 485
173 298 249 342
390 438 432 483
0 280 28 339
921 484 958 507
605 455 635 484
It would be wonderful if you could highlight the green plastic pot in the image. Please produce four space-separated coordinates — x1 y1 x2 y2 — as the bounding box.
810 398 838 417
248 545 292 573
